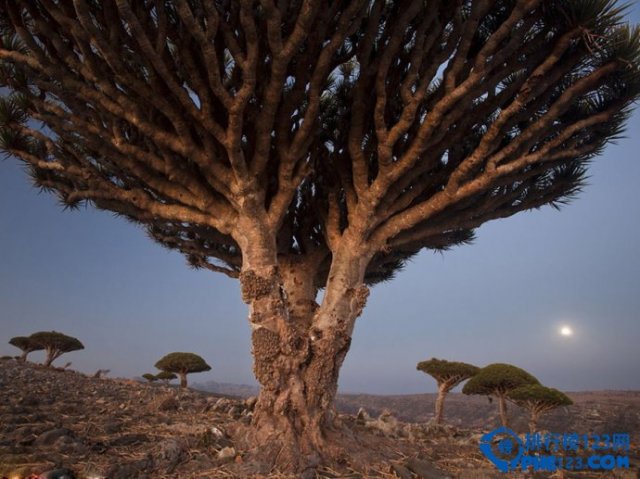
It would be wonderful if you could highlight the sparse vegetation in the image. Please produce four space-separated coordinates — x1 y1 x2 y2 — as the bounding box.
142 373 158 383
155 353 211 388
28 331 84 368
8 336 43 363
508 384 573 432
417 358 479 424
462 363 539 427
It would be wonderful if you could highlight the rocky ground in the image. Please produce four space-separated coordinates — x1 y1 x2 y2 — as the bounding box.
336 391 640 434
0 359 638 479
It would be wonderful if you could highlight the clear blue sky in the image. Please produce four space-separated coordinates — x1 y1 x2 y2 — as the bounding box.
1 8 639 394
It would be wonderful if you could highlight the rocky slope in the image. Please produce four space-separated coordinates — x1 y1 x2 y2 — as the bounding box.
1 359 638 479
193 382 640 436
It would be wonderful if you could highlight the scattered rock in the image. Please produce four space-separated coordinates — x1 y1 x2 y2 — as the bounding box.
2 360 638 479
366 409 401 436
356 407 370 425
217 446 236 463
244 396 257 411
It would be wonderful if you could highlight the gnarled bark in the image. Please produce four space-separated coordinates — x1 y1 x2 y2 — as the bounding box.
237 229 370 471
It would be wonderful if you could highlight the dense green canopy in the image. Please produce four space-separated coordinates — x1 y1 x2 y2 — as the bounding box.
29 331 84 352
8 335 43 362
155 352 211 374
462 363 539 396
27 331 84 367
155 370 178 382
508 384 573 408
9 336 42 353
0 0 639 287
142 373 158 383
417 358 480 384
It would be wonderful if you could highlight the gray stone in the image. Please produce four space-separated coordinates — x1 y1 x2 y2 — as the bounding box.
217 446 236 463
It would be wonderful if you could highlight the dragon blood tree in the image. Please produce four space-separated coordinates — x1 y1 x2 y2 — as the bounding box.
508 384 573 432
463 363 540 427
417 358 479 424
0 0 638 471
142 373 159 383
9 336 43 362
28 331 84 368
155 352 211 388
156 370 178 385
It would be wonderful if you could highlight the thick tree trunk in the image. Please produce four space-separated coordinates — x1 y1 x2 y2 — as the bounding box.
43 348 58 367
237 227 370 472
529 411 539 433
179 372 188 388
19 350 28 362
498 395 509 428
434 384 448 424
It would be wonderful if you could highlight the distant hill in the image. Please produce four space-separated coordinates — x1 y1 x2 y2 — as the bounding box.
191 380 259 398
192 379 640 436
336 390 640 435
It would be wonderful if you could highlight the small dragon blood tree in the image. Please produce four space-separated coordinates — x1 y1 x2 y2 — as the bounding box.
463 363 539 427
508 384 573 432
28 331 84 368
155 352 211 388
417 358 479 424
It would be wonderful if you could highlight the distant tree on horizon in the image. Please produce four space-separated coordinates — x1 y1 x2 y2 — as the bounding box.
28 331 84 367
508 384 573 432
155 352 211 388
8 336 43 362
155 370 178 385
142 373 158 383
417 358 479 424
462 363 539 427
1 0 639 471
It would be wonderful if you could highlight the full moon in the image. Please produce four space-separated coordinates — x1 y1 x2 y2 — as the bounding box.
560 326 573 337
